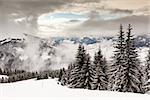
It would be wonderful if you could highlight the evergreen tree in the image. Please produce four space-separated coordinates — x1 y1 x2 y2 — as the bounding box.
60 68 67 86
1 77 4 83
0 68 2 74
144 48 150 91
92 48 108 90
146 48 150 82
108 24 126 91
124 24 144 93
66 63 75 85
69 44 87 88
82 53 92 89
58 69 63 82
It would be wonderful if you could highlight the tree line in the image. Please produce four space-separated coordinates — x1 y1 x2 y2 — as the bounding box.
59 24 150 94
0 68 61 83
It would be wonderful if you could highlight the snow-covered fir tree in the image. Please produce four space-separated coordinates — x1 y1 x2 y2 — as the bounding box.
0 68 2 74
92 48 108 90
124 24 144 93
60 68 67 86
66 63 75 85
146 48 150 82
58 69 63 82
108 25 126 92
144 48 150 91
82 53 93 89
68 44 87 88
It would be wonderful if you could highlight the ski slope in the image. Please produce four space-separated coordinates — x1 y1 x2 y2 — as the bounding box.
0 78 150 100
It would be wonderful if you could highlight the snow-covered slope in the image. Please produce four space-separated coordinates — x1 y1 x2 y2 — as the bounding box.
0 78 149 99
0 37 55 71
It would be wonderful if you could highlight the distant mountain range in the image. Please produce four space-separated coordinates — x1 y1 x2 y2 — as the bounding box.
51 34 150 47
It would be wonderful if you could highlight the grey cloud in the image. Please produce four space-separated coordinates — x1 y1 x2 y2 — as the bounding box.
72 0 101 3
88 11 100 20
96 7 134 15
0 0 66 35
0 0 148 38
110 9 133 14
0 0 101 37
135 5 150 15
66 15 150 37
69 20 81 23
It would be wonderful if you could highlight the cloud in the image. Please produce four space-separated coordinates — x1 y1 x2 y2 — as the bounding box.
0 0 149 38
0 0 101 36
109 9 133 14
104 0 149 10
69 20 81 23
0 0 66 35
65 15 150 37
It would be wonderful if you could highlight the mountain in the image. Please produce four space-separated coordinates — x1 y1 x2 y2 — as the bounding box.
135 35 150 47
0 38 24 70
50 34 150 47
0 34 149 71
0 37 55 71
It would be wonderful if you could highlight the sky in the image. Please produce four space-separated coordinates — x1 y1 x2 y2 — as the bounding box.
0 0 149 38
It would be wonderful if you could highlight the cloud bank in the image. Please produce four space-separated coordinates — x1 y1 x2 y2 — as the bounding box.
0 0 149 38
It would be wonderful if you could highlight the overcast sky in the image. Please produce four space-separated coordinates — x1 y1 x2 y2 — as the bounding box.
0 0 149 38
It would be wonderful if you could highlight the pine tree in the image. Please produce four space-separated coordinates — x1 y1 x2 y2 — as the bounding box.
60 68 67 86
82 53 92 89
66 63 75 85
1 77 4 83
68 44 87 88
0 68 2 74
146 48 150 82
108 24 126 91
92 48 108 90
144 48 150 91
58 69 63 82
124 24 144 93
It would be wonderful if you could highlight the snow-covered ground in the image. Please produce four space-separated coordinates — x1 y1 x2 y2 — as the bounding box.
0 78 150 100
0 75 8 79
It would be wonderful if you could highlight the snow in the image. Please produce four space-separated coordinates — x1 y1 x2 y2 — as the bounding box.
52 39 148 70
0 37 149 71
51 39 114 69
0 78 150 100
138 47 149 63
0 75 8 79
0 37 150 100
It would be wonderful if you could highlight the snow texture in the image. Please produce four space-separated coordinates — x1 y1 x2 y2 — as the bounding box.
0 78 150 99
